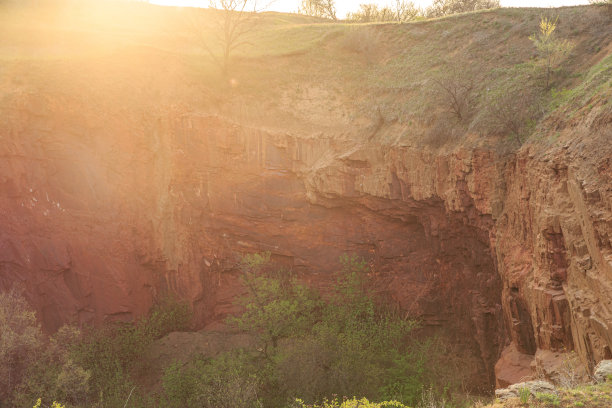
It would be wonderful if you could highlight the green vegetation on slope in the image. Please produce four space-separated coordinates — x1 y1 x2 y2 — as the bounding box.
161 253 448 407
1 255 463 408
1 2 610 149
1 289 191 408
483 380 612 408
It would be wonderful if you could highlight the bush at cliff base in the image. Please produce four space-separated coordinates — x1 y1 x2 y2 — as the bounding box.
161 253 444 408
4 289 191 408
292 397 408 408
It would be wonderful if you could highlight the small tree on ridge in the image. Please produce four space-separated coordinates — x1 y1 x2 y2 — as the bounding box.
299 0 337 20
426 0 500 17
529 16 573 89
190 0 266 75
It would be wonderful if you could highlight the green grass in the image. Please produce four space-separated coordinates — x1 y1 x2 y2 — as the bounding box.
239 23 347 57
1 2 610 149
488 381 612 408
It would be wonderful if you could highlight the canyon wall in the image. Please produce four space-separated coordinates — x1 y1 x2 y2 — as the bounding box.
1 86 611 391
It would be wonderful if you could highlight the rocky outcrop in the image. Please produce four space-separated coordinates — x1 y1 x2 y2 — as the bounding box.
494 380 556 401
493 123 612 381
594 360 612 383
494 343 534 388
1 74 611 393
0 99 506 390
2 93 612 388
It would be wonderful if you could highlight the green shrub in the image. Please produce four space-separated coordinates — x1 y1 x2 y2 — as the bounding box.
11 325 86 407
143 296 191 340
159 253 430 407
0 287 43 402
162 361 200 407
4 257 446 408
68 296 192 406
55 358 91 405
4 291 191 408
231 252 320 353
518 386 531 404
415 386 448 408
69 323 142 406
292 396 408 408
225 253 426 406
1 291 94 408
162 350 263 408
535 392 561 407
33 398 65 408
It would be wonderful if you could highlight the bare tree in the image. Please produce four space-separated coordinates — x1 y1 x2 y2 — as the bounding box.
299 0 337 20
393 0 420 22
190 0 267 75
347 4 392 22
426 0 499 18
347 1 420 23
483 86 544 145
433 62 478 122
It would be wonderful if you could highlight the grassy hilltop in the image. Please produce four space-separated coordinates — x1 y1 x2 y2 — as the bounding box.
1 1 610 149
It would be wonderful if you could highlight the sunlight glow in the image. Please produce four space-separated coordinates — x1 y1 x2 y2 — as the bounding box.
149 0 591 18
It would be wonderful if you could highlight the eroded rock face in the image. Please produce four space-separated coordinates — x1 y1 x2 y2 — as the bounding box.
0 90 611 391
494 129 612 378
494 380 556 401
494 343 534 388
594 360 612 383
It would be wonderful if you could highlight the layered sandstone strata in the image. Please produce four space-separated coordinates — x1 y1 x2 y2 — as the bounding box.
1 90 610 391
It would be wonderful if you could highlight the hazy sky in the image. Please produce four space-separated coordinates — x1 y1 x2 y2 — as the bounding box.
150 0 590 18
